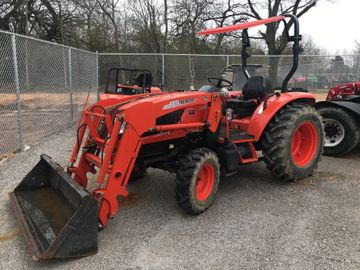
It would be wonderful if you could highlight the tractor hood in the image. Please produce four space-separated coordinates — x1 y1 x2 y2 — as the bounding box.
94 91 212 114
89 90 221 136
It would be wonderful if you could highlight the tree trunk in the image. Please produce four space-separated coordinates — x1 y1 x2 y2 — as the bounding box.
214 34 225 54
269 56 280 87
163 0 168 53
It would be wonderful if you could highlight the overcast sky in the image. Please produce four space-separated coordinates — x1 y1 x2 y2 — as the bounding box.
301 0 360 54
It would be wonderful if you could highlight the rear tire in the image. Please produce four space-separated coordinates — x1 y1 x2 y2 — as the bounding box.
261 103 323 181
318 107 360 156
175 148 220 214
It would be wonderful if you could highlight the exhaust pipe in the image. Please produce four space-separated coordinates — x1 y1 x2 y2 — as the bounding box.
10 155 98 260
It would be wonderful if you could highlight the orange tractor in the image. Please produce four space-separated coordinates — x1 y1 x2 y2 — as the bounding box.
102 67 162 98
11 15 323 260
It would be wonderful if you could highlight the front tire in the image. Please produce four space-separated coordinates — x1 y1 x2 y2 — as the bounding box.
175 148 220 214
262 103 323 181
318 107 360 156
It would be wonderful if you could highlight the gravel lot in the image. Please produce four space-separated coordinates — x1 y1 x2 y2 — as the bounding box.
0 129 359 269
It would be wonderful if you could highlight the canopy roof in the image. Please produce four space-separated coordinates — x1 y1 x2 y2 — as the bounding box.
198 16 285 35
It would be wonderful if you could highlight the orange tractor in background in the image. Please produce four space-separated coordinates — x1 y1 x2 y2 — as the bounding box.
11 14 324 260
101 67 162 98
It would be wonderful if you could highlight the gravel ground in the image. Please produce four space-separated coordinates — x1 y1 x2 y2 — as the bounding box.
0 129 359 270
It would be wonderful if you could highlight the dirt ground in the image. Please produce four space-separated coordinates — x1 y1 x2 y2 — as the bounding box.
314 92 328 101
0 128 359 269
0 92 97 156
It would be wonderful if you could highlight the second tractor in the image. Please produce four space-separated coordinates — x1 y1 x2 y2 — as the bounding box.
316 82 360 155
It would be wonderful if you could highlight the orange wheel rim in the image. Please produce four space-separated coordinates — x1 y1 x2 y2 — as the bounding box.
195 163 215 201
291 121 318 167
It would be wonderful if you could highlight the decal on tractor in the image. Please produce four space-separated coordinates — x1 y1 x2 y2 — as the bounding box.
162 98 195 110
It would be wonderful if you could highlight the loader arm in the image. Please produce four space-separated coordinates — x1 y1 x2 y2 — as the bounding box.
68 91 222 227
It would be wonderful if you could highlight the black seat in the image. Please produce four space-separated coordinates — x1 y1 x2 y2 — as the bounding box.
134 73 153 88
242 76 273 100
226 76 272 117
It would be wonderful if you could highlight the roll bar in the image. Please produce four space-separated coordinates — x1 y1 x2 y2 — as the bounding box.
281 14 302 91
199 14 302 91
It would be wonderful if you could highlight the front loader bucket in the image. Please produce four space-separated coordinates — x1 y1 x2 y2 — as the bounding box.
10 154 98 260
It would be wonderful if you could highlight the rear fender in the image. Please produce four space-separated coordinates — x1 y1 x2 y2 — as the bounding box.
315 100 360 118
247 92 316 141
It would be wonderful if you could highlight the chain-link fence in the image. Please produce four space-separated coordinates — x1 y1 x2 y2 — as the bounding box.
0 30 98 157
1 30 360 158
99 53 360 91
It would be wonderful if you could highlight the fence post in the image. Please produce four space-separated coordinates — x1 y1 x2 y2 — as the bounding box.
96 51 99 101
226 55 229 67
25 38 30 91
63 47 68 101
68 47 73 124
357 56 360 81
162 53 165 87
11 33 25 151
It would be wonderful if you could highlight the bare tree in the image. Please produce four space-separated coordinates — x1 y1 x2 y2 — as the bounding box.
171 0 213 53
244 0 318 85
28 0 78 43
97 0 121 51
128 0 163 53
352 41 360 81
0 0 21 32
163 0 168 53
75 0 98 49
204 0 246 53
0 0 326 57
0 0 34 33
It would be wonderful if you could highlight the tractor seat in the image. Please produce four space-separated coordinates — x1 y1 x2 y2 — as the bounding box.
134 73 153 88
226 76 272 117
242 76 273 100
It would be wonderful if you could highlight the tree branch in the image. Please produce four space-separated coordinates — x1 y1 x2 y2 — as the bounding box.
247 0 261 19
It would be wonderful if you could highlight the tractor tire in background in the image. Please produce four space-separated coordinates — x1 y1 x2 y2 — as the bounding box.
261 103 323 181
317 107 360 156
175 148 220 214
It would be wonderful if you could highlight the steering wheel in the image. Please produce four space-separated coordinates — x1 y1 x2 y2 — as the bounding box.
207 77 232 88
